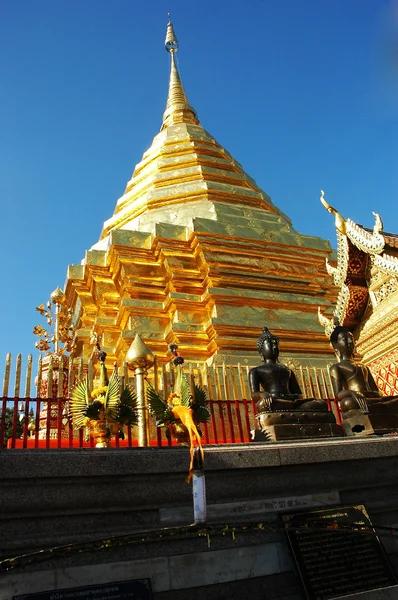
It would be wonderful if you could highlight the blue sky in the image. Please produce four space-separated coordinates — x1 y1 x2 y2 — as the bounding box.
1 0 397 368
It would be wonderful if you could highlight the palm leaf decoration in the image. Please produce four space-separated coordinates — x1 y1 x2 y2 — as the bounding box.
104 372 120 421
116 381 138 426
191 384 210 423
120 383 137 408
69 377 91 428
147 377 210 426
173 369 191 407
147 382 174 425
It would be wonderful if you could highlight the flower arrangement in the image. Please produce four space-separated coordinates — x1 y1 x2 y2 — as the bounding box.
147 344 209 478
69 355 138 447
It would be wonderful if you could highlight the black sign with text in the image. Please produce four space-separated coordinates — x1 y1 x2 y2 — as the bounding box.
282 505 396 600
13 578 152 600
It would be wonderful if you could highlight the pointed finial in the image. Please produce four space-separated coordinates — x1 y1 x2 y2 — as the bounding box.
50 286 65 305
161 15 199 129
125 334 155 370
165 14 179 53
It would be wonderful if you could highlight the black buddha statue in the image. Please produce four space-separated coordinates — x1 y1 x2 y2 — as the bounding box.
329 325 398 415
249 327 340 441
249 327 328 412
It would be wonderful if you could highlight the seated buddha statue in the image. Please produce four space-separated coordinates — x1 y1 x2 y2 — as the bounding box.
249 327 329 413
329 325 398 414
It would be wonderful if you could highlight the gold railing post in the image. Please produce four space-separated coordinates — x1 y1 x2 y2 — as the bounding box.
36 355 43 397
2 353 11 397
125 334 154 447
57 355 64 398
14 354 22 398
24 354 33 398
68 358 74 397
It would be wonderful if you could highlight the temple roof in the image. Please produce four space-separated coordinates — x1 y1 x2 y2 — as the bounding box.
318 193 398 337
98 16 290 243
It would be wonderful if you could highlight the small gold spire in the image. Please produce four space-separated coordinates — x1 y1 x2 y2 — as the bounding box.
161 15 199 130
165 13 178 52
125 334 155 370
50 286 65 305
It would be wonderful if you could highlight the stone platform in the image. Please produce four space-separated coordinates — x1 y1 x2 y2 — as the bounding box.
2 436 398 599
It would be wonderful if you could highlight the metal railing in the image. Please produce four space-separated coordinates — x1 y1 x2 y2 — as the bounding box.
1 352 337 449
1 397 258 449
2 352 335 401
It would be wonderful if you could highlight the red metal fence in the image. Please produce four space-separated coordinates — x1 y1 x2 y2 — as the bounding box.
1 397 259 449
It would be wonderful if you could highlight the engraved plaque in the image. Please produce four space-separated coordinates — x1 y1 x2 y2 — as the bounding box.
13 578 152 600
282 505 396 600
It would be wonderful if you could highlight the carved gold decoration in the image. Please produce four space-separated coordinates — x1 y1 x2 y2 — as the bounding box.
373 252 398 275
34 288 75 355
345 215 384 254
373 277 398 304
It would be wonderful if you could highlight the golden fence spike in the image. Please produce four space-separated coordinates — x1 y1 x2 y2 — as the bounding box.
222 362 232 400
189 362 195 395
67 357 74 396
162 363 168 397
313 367 322 399
153 355 159 392
2 352 11 397
305 366 315 397
237 364 246 399
78 357 83 381
24 354 33 398
320 368 330 399
230 366 240 401
169 361 175 389
36 355 43 398
196 363 203 388
299 366 308 398
47 355 54 398
14 353 22 398
245 365 252 399
204 363 214 400
123 361 128 386
58 355 64 398
87 357 93 394
214 364 223 400
327 367 335 399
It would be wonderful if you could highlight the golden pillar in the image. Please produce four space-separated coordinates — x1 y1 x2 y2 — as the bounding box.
126 335 154 447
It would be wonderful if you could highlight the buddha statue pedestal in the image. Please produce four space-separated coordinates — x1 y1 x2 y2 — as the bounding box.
249 327 344 442
254 409 343 442
340 410 398 437
329 326 398 437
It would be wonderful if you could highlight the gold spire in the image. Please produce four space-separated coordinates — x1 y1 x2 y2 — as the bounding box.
161 14 199 130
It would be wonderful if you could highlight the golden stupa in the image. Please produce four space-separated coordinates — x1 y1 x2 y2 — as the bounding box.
64 17 336 368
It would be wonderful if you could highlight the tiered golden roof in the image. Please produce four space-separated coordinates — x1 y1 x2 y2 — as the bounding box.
101 27 289 240
65 17 336 368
